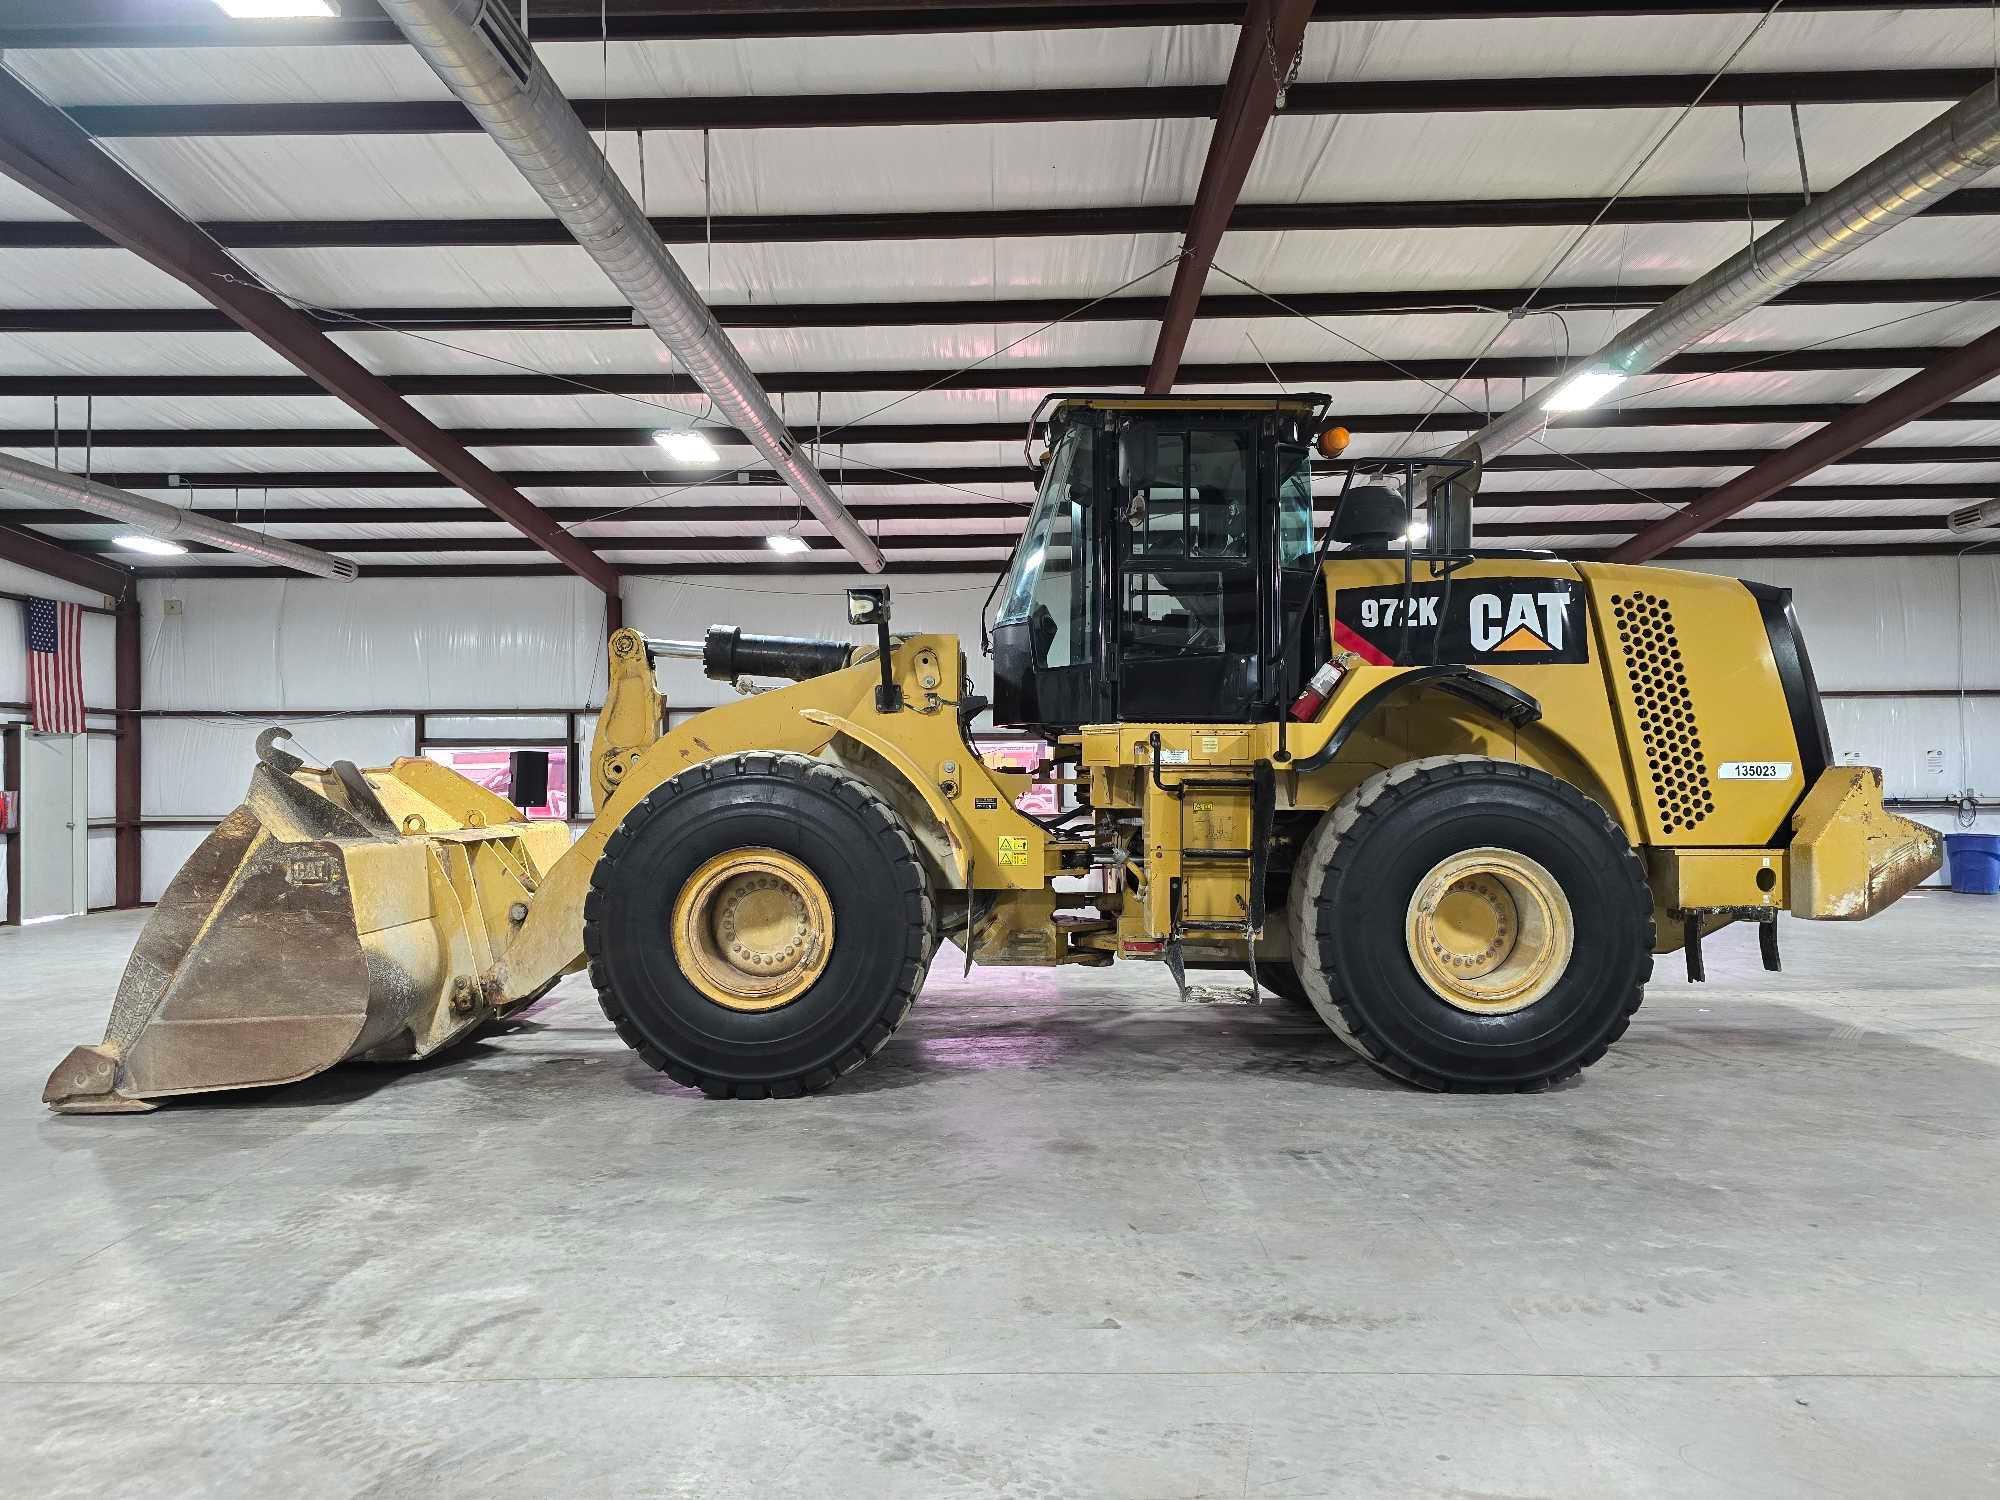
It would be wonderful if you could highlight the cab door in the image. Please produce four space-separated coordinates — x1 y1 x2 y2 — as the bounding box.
1110 422 1263 722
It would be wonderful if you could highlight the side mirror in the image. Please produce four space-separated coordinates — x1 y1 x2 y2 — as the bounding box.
507 749 550 810
1116 427 1157 491
846 587 890 626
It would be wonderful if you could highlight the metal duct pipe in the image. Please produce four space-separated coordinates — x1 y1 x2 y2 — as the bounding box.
1454 79 2000 477
378 0 885 574
0 452 359 581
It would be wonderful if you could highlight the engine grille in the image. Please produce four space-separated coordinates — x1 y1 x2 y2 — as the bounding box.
1610 590 1712 834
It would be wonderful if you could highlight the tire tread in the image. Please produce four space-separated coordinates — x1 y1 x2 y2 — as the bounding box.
583 751 933 1099
1296 755 1651 1092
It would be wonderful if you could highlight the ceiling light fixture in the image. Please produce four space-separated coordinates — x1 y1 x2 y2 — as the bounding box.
113 534 189 556
652 429 721 465
765 533 812 556
213 0 341 17
1541 368 1625 413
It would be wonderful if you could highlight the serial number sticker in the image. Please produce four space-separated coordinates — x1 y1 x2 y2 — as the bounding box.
1716 761 1793 780
973 796 998 810
996 835 1030 867
1156 747 1191 766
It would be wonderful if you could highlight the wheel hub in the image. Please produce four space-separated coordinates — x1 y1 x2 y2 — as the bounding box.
1405 847 1573 1015
671 849 833 1012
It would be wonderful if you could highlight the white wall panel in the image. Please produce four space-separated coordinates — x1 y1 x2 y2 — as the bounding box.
424 714 569 741
87 828 116 911
142 715 416 819
141 827 209 905
139 575 606 711
80 612 116 710
1822 697 1996 801
87 731 115 820
1679 556 2000 692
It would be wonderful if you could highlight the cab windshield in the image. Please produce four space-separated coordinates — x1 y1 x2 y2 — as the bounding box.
995 422 1095 669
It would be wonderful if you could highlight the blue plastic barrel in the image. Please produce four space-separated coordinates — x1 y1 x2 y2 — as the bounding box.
1945 833 2000 895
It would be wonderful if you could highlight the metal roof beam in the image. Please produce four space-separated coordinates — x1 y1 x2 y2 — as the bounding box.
16 445 1995 494
0 66 619 594
0 521 133 596
6 2 1982 48
0 344 1970 400
1153 0 1330 392
1614 322 2000 559
138 539 1994 581
56 69 1990 136
6 401 1998 451
4 275 1989 335
10 481 1984 531
55 511 1963 559
7 191 1995 251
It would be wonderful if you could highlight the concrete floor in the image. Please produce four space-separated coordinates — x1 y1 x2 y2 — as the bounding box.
2 896 1997 1498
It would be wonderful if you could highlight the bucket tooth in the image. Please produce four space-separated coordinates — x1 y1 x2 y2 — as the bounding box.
41 1045 155 1113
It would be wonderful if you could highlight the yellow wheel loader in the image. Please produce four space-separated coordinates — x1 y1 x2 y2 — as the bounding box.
44 394 1942 1111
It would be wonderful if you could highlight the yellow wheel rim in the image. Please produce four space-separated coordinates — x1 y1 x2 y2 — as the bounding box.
1404 847 1573 1015
670 849 834 1012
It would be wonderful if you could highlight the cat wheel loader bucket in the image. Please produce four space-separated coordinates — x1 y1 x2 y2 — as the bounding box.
42 730 573 1113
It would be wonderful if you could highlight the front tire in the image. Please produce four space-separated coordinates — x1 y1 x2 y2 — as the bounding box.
1291 756 1651 1092
584 752 933 1098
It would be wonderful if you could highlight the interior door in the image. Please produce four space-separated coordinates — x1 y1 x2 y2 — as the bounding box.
20 731 88 921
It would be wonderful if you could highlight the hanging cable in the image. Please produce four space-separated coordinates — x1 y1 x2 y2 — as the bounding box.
1789 101 1812 203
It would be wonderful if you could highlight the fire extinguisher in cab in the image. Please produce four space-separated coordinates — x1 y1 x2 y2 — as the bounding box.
1289 652 1356 722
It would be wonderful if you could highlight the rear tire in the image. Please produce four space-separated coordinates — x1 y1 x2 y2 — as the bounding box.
1292 755 1651 1092
584 752 933 1098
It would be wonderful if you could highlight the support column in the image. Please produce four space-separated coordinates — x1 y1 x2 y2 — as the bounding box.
114 593 141 908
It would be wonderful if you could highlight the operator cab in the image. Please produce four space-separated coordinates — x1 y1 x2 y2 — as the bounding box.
986 394 1487 733
988 394 1331 731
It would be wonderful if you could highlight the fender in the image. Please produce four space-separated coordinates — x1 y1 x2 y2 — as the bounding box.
1288 665 1541 774
798 707 974 885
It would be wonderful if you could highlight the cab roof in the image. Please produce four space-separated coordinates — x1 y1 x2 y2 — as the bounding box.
1048 392 1330 418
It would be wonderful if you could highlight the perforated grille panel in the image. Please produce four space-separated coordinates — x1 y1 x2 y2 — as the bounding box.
1610 590 1712 834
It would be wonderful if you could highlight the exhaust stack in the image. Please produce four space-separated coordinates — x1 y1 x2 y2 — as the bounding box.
376 0 885 574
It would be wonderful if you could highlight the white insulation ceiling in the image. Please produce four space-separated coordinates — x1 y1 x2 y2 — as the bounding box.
2 4 1999 577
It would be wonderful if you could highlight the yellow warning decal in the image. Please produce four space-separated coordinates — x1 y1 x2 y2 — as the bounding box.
997 835 1030 867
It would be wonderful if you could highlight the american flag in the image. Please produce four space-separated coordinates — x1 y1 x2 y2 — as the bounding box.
25 598 85 735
